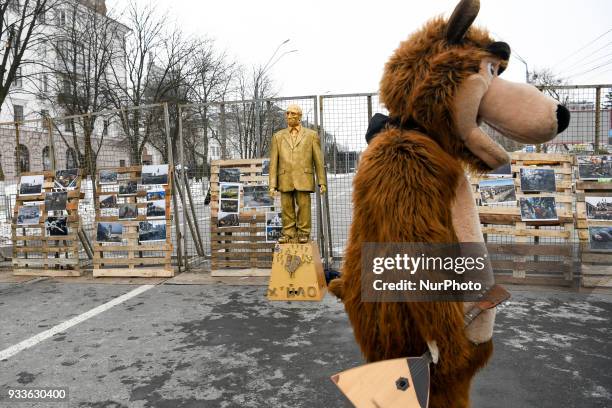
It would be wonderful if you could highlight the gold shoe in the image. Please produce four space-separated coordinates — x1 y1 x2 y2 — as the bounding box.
278 235 290 244
298 235 309 244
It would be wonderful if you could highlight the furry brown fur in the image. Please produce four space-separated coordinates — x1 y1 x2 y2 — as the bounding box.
329 128 493 407
329 6 502 408
330 1 567 405
379 17 497 173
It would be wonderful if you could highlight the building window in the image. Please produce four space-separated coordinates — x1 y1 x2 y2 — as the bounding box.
14 104 24 123
64 118 74 132
18 144 29 173
62 78 71 94
42 146 52 171
102 119 109 136
58 9 66 26
38 7 46 24
119 159 126 167
40 109 49 119
66 147 77 169
40 74 49 93
14 67 22 88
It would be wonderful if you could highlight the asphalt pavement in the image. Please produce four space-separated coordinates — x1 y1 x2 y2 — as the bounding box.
0 279 610 408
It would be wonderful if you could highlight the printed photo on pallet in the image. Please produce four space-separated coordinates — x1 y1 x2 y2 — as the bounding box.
472 152 575 287
210 159 279 276
92 165 174 278
12 170 84 277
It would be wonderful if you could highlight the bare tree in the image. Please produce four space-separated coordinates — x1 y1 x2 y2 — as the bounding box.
226 65 278 159
0 0 50 180
142 31 197 164
35 0 125 179
182 39 235 178
0 0 49 109
530 68 568 103
106 1 197 165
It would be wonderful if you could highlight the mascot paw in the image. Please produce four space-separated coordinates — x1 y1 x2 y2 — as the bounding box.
427 340 439 364
328 278 344 300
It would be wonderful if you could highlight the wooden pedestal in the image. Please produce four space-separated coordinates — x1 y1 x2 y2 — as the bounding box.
267 242 327 301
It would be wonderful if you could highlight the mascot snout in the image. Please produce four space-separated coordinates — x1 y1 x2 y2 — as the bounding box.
480 78 571 144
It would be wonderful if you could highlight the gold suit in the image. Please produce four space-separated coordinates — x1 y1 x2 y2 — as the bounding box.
269 125 326 239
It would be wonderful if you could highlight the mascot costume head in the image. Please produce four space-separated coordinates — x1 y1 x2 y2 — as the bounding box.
329 0 569 407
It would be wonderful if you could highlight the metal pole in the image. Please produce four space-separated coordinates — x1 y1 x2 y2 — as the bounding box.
178 106 205 259
318 96 334 267
595 86 601 150
47 117 56 171
220 103 227 160
177 106 191 269
15 123 21 177
164 103 183 273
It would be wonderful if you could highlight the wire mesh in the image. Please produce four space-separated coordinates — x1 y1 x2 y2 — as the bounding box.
0 84 609 266
180 96 321 258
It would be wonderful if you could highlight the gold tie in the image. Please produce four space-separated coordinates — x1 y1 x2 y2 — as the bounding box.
290 128 298 147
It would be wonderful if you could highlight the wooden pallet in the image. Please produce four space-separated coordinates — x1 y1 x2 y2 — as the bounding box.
575 174 612 288
92 165 174 278
210 159 277 276
471 152 576 286
12 171 84 277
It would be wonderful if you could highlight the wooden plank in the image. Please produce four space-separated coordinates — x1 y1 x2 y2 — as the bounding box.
491 259 573 273
581 264 612 275
13 268 81 277
212 242 275 250
211 251 273 259
576 181 612 191
93 256 169 265
93 267 174 278
211 235 268 242
211 268 271 277
93 243 172 251
13 258 79 266
211 158 265 167
482 226 571 238
511 152 572 163
494 275 572 287
581 252 612 264
486 243 573 256
13 246 78 254
581 277 612 287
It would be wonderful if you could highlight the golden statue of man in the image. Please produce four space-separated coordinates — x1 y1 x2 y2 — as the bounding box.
269 104 327 244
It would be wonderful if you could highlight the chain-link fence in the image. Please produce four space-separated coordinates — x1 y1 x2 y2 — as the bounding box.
1 84 610 267
179 95 327 259
320 85 612 256
0 103 197 270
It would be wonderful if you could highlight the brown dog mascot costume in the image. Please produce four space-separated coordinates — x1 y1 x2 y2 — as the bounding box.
328 0 570 407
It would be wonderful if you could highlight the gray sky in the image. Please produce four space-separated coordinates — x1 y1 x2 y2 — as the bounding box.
109 0 612 96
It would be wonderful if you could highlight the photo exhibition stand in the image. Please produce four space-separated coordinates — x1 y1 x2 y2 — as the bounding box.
210 159 277 276
574 163 612 288
471 152 575 286
92 165 174 278
12 171 86 277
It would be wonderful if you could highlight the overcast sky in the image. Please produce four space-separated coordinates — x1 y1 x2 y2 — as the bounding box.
108 0 612 96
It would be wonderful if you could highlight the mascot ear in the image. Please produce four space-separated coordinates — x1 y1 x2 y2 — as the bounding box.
445 0 480 44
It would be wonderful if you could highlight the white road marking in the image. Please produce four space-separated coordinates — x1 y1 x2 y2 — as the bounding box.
0 284 155 361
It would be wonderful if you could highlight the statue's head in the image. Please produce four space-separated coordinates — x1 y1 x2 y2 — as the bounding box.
286 104 303 128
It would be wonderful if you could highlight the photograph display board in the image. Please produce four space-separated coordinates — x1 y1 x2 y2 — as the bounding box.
471 152 575 286
92 165 173 277
12 170 84 277
210 158 279 276
574 156 612 288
